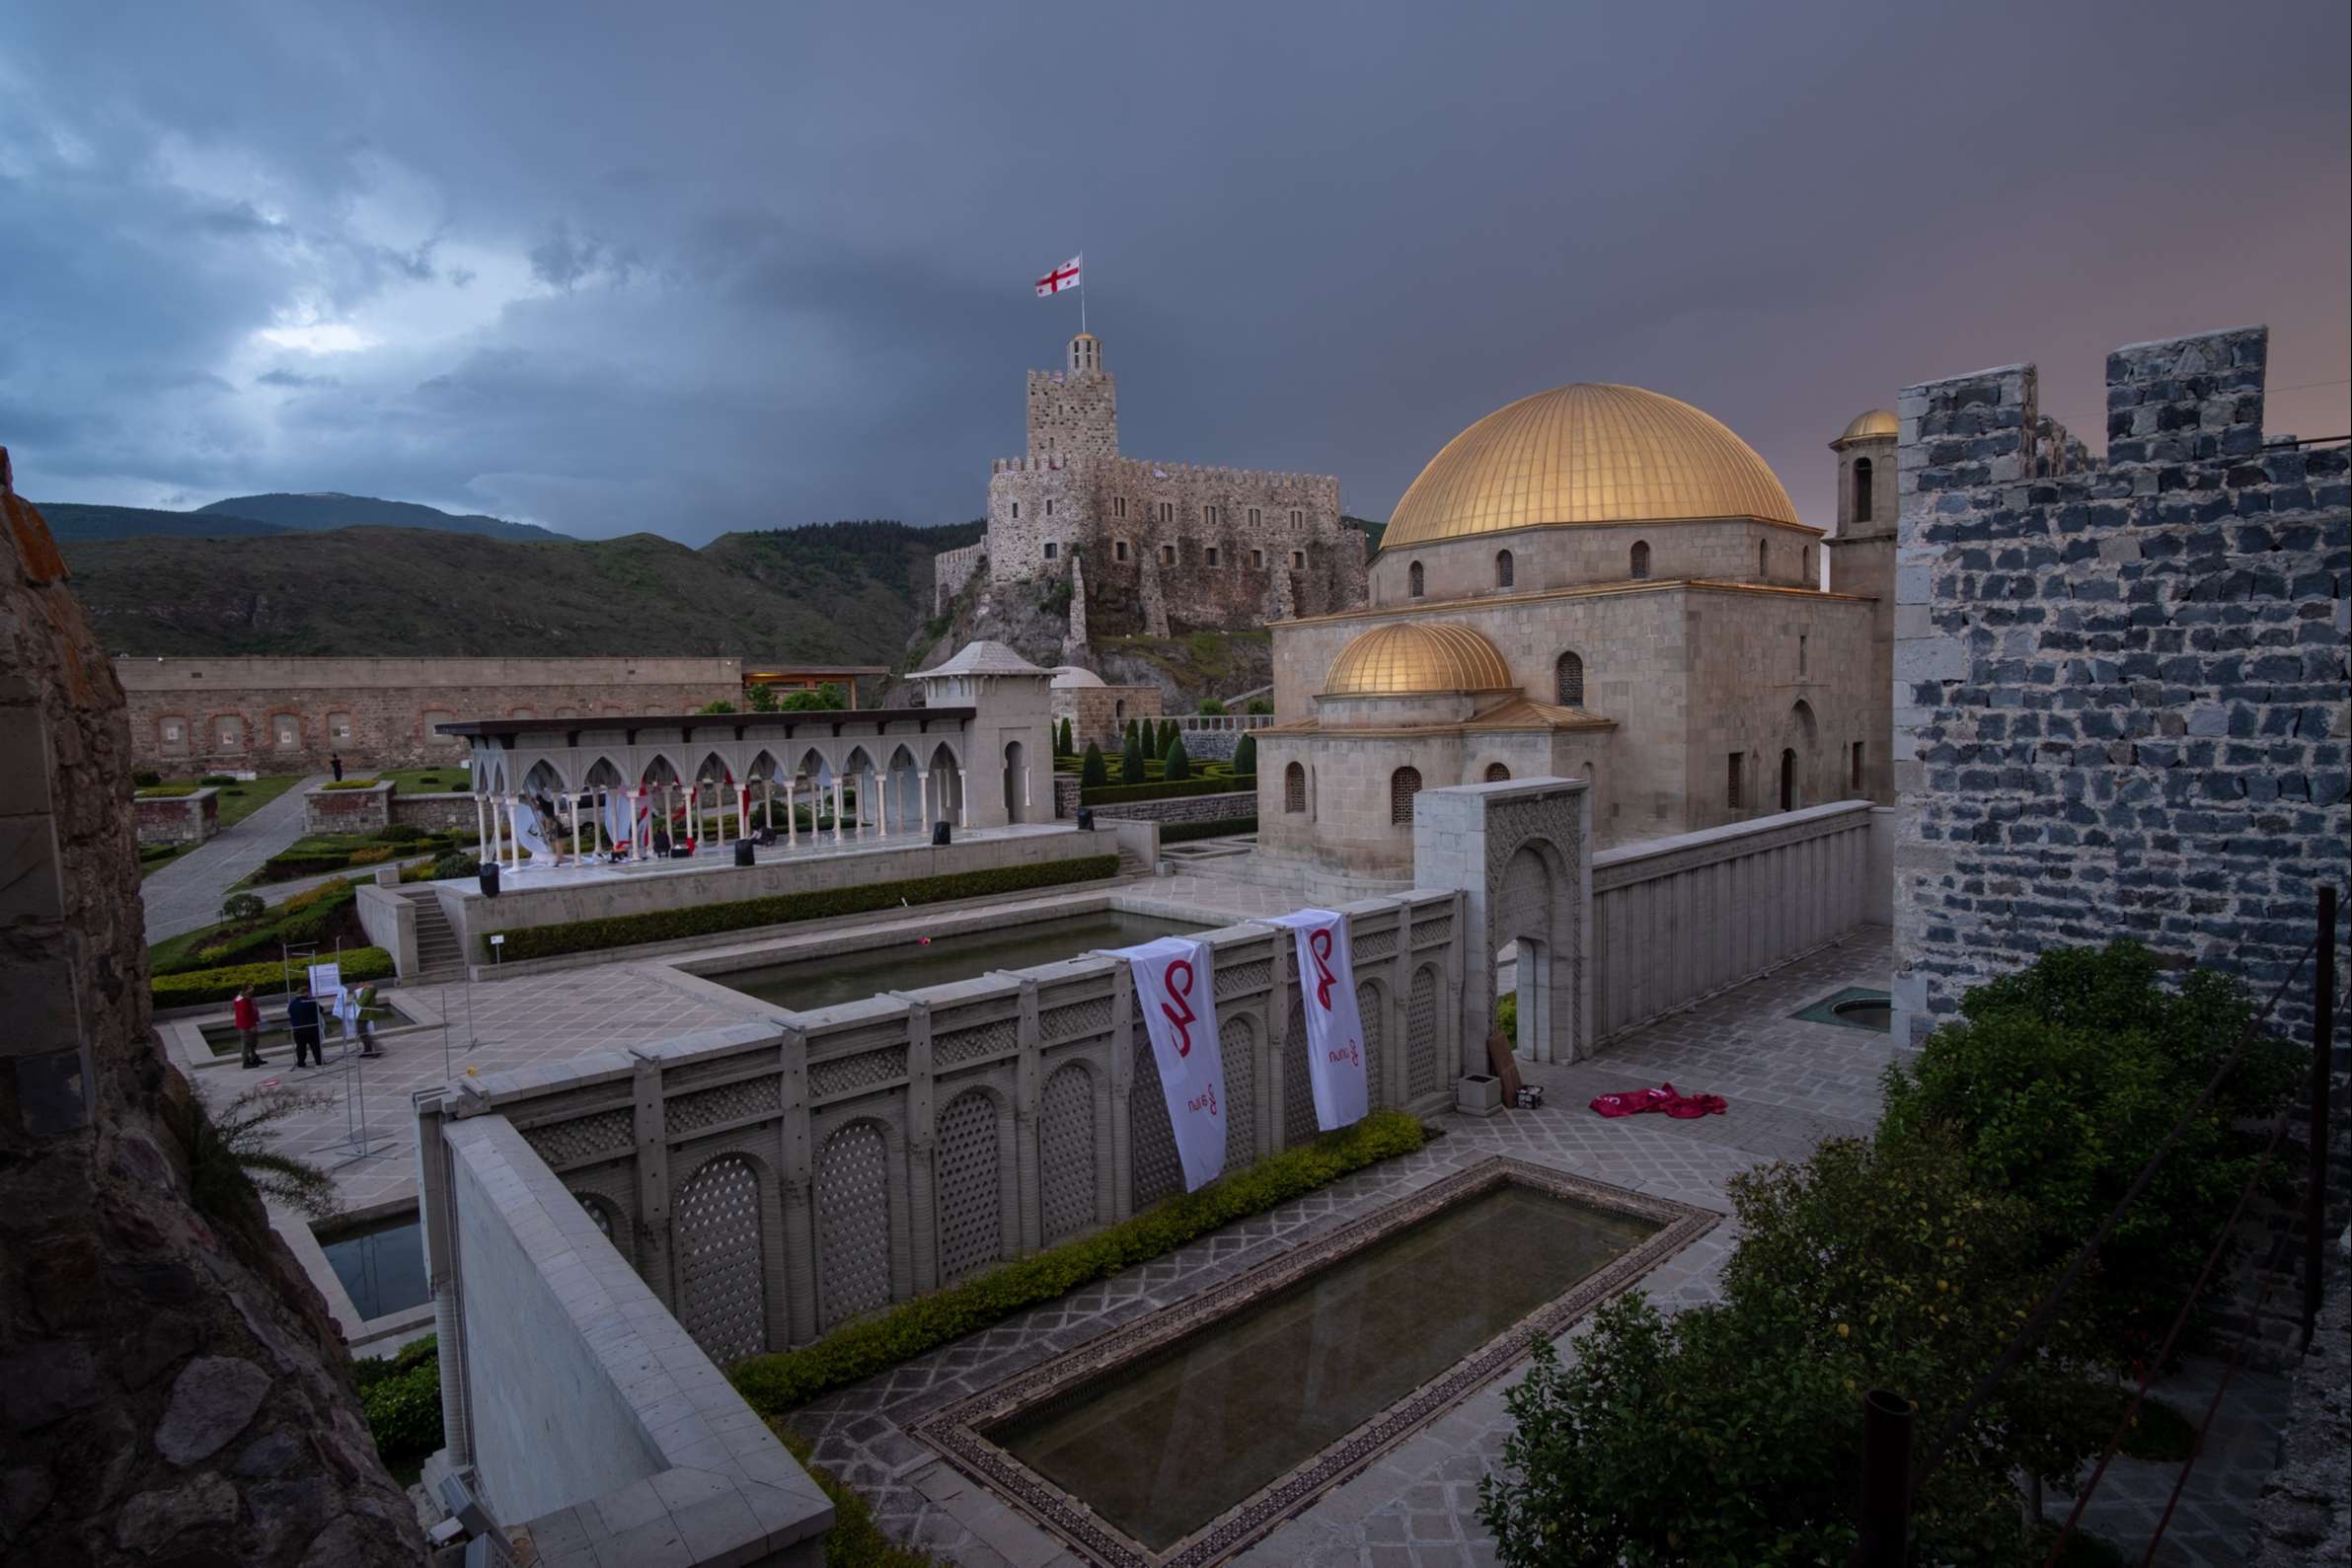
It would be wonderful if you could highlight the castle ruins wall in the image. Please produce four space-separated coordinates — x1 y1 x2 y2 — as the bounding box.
116 655 746 776
1891 326 2349 1045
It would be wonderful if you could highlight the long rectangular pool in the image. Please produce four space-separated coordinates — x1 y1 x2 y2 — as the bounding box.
711 911 1205 1012
988 1182 1661 1552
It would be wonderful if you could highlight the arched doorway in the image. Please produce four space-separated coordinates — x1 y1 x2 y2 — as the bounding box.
1495 842 1573 1064
1780 748 1796 811
1002 740 1026 824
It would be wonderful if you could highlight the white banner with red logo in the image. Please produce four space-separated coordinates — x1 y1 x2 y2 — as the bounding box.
1264 909 1370 1131
1113 934 1228 1192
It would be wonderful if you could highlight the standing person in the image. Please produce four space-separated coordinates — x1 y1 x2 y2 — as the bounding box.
287 989 324 1069
331 753 344 783
351 981 381 1058
233 985 264 1068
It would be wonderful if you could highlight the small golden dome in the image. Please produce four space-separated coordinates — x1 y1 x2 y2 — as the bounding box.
1382 383 1797 549
1323 622 1516 698
1836 409 1899 445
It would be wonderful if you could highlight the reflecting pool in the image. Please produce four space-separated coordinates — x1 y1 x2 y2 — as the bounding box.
712 912 1205 1012
320 1212 430 1320
990 1183 1659 1551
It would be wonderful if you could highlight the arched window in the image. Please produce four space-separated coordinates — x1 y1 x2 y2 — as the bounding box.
1495 550 1514 589
1407 560 1424 598
1555 651 1584 707
1114 699 1126 719
1780 748 1796 811
1758 540 1770 579
1630 541 1650 579
1284 762 1306 814
1389 767 1422 825
1854 458 1874 524
1483 762 1510 783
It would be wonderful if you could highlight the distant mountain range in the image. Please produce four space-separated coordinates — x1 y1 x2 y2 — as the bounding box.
38 491 569 544
54 515 985 666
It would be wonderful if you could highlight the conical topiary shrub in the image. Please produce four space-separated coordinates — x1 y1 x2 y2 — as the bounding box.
1232 733 1256 777
1081 741 1107 787
1162 732 1190 782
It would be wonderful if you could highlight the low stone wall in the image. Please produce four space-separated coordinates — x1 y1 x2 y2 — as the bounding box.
436 826 1132 965
1591 800 1878 1044
304 780 392 835
355 885 417 977
1087 787 1256 826
430 1113 832 1561
132 786 217 846
423 894 1464 1365
390 790 479 834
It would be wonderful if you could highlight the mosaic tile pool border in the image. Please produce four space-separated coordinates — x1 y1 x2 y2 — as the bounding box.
913 1156 1716 1567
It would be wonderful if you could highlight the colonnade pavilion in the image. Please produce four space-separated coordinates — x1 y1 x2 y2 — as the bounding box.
436 640 1058 873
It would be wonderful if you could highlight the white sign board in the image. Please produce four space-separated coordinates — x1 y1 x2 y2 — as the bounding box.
1113 935 1229 1192
1264 909 1370 1131
307 961 341 1000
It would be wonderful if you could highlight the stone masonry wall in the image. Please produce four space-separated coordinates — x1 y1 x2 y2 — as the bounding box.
1891 327 2350 1044
133 787 219 847
119 654 745 777
2 448 421 1564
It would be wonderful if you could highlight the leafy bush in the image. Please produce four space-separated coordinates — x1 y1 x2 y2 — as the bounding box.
358 1336 445 1470
376 823 427 843
1245 697 1273 715
132 770 163 787
199 773 237 785
1080 741 1108 787
1197 698 1228 715
492 855 1121 962
152 947 394 1009
1479 1132 2099 1567
1878 939 2298 1357
1160 815 1257 844
160 1083 341 1237
771 1424 938 1566
698 699 739 714
1231 733 1256 777
1081 775 1251 806
1161 732 1191 782
429 850 481 880
281 877 352 914
345 846 394 865
733 1110 1423 1410
1494 991 1517 1040
220 891 266 922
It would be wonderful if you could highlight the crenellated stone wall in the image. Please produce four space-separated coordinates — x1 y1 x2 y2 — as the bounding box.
1890 326 2350 1044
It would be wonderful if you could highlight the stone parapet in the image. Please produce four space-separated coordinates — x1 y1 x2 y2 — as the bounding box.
132 785 219 846
1891 326 2348 1044
1086 788 1256 826
304 780 393 835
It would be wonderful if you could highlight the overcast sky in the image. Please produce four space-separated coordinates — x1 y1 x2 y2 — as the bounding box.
3 0 2345 543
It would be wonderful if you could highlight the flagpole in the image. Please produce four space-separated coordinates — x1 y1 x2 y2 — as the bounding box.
1080 250 1087 336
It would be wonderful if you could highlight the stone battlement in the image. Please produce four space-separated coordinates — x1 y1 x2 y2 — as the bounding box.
989 453 1334 488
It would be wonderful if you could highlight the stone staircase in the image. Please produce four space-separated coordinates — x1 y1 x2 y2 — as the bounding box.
1117 846 1154 876
405 889 465 982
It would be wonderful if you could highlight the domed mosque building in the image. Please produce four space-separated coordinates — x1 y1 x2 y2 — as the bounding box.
1255 382 1896 892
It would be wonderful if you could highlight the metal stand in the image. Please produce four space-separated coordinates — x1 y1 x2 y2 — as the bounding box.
328 1050 394 1167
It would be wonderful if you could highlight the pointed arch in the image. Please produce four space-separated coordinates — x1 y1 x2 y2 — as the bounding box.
521 758 568 795
580 755 625 788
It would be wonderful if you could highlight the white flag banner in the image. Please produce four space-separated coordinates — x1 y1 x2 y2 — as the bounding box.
1033 253 1082 296
1265 909 1370 1131
1113 934 1228 1192
603 789 631 848
508 801 553 864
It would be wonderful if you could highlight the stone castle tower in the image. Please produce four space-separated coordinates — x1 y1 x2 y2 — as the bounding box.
933 333 1369 639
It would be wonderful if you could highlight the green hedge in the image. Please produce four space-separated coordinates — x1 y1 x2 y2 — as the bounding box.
491 854 1123 962
356 1335 444 1471
1079 775 1254 806
153 946 394 1009
136 783 202 798
320 778 382 790
1160 815 1258 844
732 1109 1424 1413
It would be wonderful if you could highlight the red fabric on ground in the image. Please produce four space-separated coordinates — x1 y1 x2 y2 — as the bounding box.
1589 1082 1726 1119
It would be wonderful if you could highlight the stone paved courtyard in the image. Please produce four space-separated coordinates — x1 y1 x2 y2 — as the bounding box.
773 927 2291 1568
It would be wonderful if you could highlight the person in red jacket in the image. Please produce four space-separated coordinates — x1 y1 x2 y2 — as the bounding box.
233 985 263 1068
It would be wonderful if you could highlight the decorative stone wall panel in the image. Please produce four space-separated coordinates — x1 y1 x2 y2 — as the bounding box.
935 1091 1005 1283
816 1123 893 1329
1039 1063 1099 1243
1128 1024 1182 1211
808 1047 909 1099
674 1155 769 1367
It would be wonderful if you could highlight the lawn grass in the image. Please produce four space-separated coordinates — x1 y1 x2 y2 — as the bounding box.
178 773 303 829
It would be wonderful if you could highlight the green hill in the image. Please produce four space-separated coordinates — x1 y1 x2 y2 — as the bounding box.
197 491 569 543
58 518 987 665
38 502 290 542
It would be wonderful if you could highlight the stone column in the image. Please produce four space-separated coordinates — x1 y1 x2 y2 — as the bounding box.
876 770 888 838
630 1050 675 1308
832 777 844 843
568 790 580 863
784 777 797 847
779 1024 817 1344
919 773 931 833
957 769 969 829
900 996 938 1295
473 794 488 862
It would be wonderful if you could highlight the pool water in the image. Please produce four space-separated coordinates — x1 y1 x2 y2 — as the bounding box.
321 1213 430 1321
990 1183 1659 1551
714 912 1206 1012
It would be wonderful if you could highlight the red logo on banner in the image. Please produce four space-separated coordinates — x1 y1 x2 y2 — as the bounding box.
1162 960 1197 1057
1309 928 1337 1010
1327 1038 1360 1068
1187 1084 1220 1117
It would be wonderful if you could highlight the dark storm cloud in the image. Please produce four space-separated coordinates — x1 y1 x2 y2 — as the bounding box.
1 0 2344 541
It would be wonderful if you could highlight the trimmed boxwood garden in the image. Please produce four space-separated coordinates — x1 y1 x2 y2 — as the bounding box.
154 945 395 1009
1079 774 1254 807
488 854 1123 961
1160 814 1258 844
730 1109 1424 1413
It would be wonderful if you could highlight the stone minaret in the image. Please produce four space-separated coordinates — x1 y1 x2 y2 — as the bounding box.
1825 412 1898 803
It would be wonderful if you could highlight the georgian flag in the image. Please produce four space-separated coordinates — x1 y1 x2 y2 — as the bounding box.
1034 254 1082 296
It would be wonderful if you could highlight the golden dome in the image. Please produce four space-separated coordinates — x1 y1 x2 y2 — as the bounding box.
1382 383 1798 549
1836 409 1899 445
1323 622 1516 698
